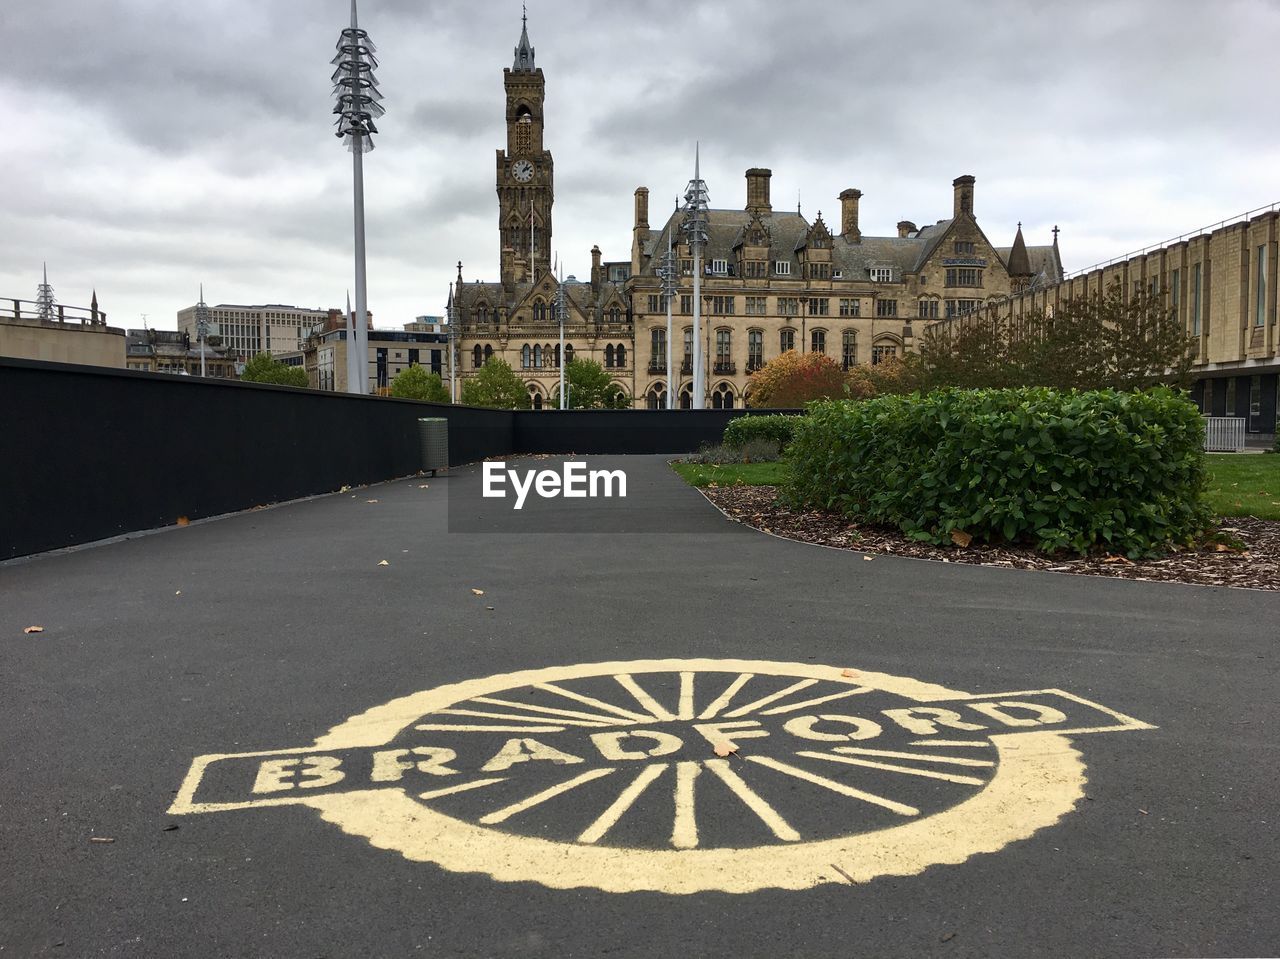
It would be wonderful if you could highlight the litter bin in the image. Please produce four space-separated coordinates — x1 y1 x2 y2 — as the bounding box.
417 418 448 476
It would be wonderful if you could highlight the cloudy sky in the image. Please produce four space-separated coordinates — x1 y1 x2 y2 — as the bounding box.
5 0 1279 331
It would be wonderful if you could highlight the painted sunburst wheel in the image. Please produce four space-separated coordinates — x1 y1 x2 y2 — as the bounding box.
304 659 1089 894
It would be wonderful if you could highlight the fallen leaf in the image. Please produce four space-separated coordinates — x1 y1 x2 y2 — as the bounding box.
175 590 182 596
471 588 485 596
863 556 874 562
713 741 738 757
23 626 44 634
176 516 190 527
941 932 956 943
950 529 973 548
418 484 430 489
1138 808 1149 815
840 668 859 678
162 824 180 832
377 560 390 566
89 837 114 844
340 485 351 493
366 499 379 504
485 605 495 611
1213 543 1232 553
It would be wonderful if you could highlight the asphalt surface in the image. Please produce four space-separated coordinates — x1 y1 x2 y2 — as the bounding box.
2 455 1277 958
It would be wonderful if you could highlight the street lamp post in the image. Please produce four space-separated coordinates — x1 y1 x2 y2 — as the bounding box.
555 261 568 410
682 145 709 409
195 284 211 377
658 227 677 409
332 0 383 395
446 282 457 404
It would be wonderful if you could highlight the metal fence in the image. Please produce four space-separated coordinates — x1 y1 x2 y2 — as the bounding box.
1203 416 1245 452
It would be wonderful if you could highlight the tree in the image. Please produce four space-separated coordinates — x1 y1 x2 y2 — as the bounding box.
918 279 1195 392
746 350 847 408
460 358 531 409
390 364 450 403
239 351 309 387
845 354 926 399
549 358 630 409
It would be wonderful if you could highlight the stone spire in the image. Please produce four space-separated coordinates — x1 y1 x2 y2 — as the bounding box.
1007 222 1032 277
513 5 535 72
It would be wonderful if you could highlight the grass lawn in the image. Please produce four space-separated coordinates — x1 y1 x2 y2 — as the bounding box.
671 461 788 488
674 454 1280 520
1205 454 1280 520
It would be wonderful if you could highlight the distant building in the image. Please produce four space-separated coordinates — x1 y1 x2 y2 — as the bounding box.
303 322 449 394
125 328 237 377
0 289 125 369
176 303 367 362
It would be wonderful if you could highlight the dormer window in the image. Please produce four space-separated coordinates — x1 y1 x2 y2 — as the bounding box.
870 267 894 283
774 261 791 276
711 259 728 275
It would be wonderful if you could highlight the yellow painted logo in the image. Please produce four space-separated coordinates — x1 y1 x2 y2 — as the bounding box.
170 659 1153 894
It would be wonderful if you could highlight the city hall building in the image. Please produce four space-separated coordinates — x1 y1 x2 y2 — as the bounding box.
448 15 1061 410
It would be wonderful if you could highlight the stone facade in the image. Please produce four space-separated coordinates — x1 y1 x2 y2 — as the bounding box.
450 15 1060 410
0 295 125 369
973 208 1280 439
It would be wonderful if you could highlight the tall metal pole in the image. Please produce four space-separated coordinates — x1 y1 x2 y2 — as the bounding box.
332 0 383 395
556 260 567 409
683 144 710 410
447 282 457 403
660 225 676 409
346 290 357 391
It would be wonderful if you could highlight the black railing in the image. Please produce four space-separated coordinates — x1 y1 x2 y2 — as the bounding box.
714 361 736 375
5 298 108 326
647 360 666 374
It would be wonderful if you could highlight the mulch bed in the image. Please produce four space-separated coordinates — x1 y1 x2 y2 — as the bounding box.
700 484 1280 591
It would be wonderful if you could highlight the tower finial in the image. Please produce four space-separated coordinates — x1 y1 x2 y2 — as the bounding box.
513 6 535 71
350 0 358 29
1052 224 1060 244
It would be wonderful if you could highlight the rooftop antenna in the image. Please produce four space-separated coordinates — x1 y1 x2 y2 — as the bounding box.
332 0 384 394
195 283 211 377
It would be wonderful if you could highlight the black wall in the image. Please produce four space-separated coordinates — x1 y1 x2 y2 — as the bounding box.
1 359 793 560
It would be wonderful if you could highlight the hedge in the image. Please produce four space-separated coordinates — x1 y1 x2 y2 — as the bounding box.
723 413 805 450
785 387 1212 556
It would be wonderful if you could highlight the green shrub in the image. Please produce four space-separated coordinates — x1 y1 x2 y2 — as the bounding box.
685 438 782 465
723 414 804 450
785 387 1213 557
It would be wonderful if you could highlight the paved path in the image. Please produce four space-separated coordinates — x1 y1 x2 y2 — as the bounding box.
2 455 1277 957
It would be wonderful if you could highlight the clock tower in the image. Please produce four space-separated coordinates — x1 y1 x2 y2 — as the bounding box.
497 10 554 282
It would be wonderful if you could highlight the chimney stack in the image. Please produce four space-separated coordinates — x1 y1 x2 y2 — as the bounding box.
897 220 917 238
745 168 772 214
953 175 975 219
590 244 603 290
634 187 649 230
839 189 862 243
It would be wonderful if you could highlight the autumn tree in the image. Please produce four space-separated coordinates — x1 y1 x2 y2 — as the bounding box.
918 279 1195 391
390 364 450 403
845 355 927 399
460 358 531 409
746 350 847 408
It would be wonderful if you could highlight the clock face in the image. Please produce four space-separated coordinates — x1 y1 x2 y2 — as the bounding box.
512 160 535 183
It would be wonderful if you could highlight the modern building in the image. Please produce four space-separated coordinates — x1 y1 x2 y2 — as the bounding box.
974 206 1280 441
447 12 1059 409
176 302 338 362
1 289 125 369
449 12 633 410
302 321 448 394
124 328 237 377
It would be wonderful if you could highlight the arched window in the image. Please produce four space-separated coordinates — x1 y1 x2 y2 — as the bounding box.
811 328 826 355
712 383 735 409
650 329 666 370
605 344 616 368
554 344 560 367
679 386 692 409
476 303 490 325
533 344 543 368
842 330 857 370
645 383 667 410
607 306 622 324
564 344 575 364
483 344 494 362
473 345 483 369
533 300 547 322
521 344 532 369
683 328 693 369
529 385 543 410
616 344 627 368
